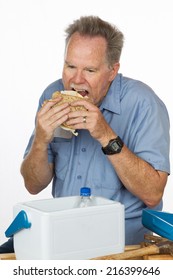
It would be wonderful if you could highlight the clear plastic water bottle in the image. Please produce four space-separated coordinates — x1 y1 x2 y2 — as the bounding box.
78 187 92 208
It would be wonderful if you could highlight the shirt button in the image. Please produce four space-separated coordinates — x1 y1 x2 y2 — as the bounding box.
77 175 82 179
81 148 86 152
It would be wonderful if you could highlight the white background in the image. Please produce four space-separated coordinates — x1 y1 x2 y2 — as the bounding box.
0 0 172 243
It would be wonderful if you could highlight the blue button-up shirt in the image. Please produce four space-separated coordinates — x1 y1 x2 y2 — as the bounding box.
24 74 170 244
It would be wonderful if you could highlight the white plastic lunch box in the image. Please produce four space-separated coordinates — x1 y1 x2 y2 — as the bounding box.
5 196 124 259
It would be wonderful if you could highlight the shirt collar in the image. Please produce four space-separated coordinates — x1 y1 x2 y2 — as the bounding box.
100 73 121 114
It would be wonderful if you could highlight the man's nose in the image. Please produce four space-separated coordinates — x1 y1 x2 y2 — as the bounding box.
72 70 85 84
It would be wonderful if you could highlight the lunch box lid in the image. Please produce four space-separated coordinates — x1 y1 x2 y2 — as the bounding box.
142 209 173 240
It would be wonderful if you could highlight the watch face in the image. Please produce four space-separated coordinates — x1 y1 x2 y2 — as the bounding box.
111 140 119 151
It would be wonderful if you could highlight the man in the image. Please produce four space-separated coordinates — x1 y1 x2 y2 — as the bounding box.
20 16 170 245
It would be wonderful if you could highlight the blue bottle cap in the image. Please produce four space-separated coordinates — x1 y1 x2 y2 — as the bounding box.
80 187 91 196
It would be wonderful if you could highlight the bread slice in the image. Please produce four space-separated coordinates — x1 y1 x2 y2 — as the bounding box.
52 90 87 136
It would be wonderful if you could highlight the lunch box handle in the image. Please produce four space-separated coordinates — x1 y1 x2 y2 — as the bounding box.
5 210 31 238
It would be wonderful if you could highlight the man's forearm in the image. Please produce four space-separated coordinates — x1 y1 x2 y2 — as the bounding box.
20 140 54 194
107 145 168 208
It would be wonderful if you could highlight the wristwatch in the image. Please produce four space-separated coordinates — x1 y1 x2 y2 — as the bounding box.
102 136 124 155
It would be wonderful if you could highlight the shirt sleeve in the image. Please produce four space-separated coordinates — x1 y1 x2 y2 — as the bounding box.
128 91 170 174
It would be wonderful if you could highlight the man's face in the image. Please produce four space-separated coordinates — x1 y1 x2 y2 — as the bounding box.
62 32 119 106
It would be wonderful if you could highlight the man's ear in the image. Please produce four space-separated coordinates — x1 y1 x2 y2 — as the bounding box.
109 63 120 81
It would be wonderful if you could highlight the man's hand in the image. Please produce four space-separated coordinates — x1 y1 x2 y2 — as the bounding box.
65 99 116 145
35 97 71 144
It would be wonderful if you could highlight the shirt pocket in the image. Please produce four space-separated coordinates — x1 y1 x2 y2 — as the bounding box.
50 138 71 180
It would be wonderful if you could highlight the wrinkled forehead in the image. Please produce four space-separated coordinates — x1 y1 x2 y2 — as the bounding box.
65 33 108 63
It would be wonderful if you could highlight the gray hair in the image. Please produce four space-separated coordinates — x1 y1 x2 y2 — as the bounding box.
64 16 124 66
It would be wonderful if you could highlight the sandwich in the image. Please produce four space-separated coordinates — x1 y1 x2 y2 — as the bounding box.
51 90 87 136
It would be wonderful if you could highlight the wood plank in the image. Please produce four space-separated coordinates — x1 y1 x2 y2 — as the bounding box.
0 253 16 260
143 254 173 260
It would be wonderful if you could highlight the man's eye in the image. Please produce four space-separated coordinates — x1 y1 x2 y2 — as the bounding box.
68 65 75 69
87 69 95 73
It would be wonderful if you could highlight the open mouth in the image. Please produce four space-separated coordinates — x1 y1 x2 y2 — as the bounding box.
71 88 89 97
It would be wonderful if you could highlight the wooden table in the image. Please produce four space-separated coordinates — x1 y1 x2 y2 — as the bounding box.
0 240 173 260
1 244 173 260
0 253 16 260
